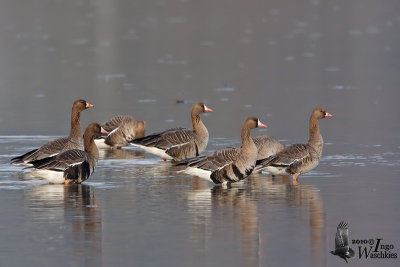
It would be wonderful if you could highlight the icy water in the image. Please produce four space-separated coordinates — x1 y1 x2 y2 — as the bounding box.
1 137 400 266
1 0 400 266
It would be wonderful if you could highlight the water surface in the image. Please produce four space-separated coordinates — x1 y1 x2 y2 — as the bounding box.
0 0 400 266
1 136 400 266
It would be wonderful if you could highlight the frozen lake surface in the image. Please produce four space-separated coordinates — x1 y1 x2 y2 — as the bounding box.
1 136 400 266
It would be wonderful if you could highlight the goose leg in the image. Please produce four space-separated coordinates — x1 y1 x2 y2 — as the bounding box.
221 181 228 189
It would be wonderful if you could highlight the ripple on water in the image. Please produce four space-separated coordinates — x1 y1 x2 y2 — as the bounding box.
0 164 26 173
138 99 157 103
324 154 368 167
0 135 60 142
301 171 342 178
323 152 400 167
0 179 47 190
215 87 235 92
83 181 123 189
101 158 159 167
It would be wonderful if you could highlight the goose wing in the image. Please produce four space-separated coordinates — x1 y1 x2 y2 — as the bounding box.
187 147 241 171
102 115 132 132
11 137 72 164
131 128 193 149
258 144 312 169
28 149 87 171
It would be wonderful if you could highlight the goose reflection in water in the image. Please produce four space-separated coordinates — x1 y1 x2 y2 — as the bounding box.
186 173 324 267
98 146 145 161
24 184 101 266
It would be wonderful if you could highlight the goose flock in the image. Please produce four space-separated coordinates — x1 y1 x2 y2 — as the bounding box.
11 99 333 186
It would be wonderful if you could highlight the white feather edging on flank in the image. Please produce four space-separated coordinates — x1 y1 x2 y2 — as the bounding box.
69 161 85 167
168 141 191 149
107 126 120 137
130 144 174 160
179 167 213 183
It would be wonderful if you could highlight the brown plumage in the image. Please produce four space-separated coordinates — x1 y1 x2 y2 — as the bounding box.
26 123 107 184
181 117 267 185
130 102 212 161
11 99 94 165
258 108 333 181
180 135 284 171
253 135 285 165
96 115 146 148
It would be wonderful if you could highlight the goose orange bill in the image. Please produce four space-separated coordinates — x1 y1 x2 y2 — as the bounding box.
257 120 267 128
86 102 94 108
325 112 333 118
204 105 213 112
101 127 109 134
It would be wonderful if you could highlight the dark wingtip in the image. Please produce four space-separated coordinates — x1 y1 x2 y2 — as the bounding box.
256 155 275 168
175 160 190 166
10 156 22 163
10 149 38 165
255 159 264 166
129 134 150 144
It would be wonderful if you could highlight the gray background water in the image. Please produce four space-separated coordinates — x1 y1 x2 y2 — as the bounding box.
0 0 400 266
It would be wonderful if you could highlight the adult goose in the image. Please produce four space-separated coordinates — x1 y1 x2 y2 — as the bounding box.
180 135 284 172
130 102 212 161
180 117 267 186
26 123 107 184
257 108 333 181
95 115 146 149
11 99 94 165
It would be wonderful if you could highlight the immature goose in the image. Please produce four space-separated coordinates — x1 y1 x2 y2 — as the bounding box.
95 115 146 149
11 99 94 165
180 117 267 185
257 108 333 181
130 102 212 161
26 123 107 184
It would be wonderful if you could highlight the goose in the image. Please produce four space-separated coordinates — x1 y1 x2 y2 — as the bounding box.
180 117 267 186
180 135 284 172
130 102 212 161
257 108 333 181
95 115 146 149
25 123 107 184
11 99 94 165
